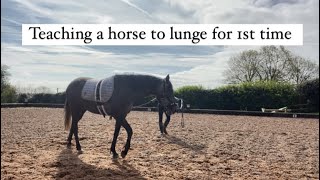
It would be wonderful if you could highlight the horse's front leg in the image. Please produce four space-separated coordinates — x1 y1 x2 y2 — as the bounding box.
163 114 171 134
121 119 132 158
110 120 121 159
158 105 165 134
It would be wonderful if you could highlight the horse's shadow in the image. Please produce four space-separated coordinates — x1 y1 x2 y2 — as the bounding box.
54 149 146 180
164 134 206 153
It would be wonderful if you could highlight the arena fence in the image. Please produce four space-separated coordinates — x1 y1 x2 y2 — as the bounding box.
1 103 319 119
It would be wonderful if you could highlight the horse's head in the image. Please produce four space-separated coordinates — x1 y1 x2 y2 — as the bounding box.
157 74 177 115
164 101 178 116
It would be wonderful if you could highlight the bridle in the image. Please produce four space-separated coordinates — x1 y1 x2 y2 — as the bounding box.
157 80 177 115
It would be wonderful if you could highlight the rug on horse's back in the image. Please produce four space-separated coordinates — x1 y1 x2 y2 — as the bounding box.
81 76 114 103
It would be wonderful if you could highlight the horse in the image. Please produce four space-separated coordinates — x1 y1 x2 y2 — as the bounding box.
158 97 183 134
64 74 177 159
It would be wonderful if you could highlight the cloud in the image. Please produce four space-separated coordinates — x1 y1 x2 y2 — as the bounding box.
1 0 318 92
120 0 154 20
163 0 319 86
2 43 217 91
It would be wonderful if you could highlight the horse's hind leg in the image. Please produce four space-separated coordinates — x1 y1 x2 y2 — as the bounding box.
71 110 85 151
110 120 121 159
121 119 133 158
67 125 74 148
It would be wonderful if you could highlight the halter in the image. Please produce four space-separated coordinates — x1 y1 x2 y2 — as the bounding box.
159 80 174 106
163 97 185 128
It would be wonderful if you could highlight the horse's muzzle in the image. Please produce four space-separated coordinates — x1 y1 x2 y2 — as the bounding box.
165 103 178 116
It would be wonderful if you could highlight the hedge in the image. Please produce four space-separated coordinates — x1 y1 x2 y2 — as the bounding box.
14 80 319 113
175 81 301 111
18 92 66 104
297 78 319 112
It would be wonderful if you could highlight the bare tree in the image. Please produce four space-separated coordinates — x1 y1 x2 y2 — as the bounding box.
1 64 17 103
35 86 53 94
225 49 260 83
286 56 319 85
16 85 53 94
1 64 10 93
225 46 319 84
257 45 290 82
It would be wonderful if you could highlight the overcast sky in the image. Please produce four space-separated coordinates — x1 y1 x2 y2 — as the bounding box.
1 0 319 92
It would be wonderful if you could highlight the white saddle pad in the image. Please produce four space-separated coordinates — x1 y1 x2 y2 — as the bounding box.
81 76 114 103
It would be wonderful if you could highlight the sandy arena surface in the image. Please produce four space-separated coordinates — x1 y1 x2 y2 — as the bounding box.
1 108 319 179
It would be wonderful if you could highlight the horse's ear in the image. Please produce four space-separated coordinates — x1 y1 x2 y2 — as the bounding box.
165 74 170 82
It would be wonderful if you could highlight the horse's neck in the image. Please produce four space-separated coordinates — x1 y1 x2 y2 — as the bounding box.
120 75 163 98
136 76 163 96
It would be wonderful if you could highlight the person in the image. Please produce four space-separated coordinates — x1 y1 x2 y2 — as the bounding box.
158 97 183 134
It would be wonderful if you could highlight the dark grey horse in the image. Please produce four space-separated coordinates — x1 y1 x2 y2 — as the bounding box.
64 74 176 158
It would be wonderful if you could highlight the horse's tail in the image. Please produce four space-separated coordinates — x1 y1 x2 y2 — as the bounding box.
64 98 72 131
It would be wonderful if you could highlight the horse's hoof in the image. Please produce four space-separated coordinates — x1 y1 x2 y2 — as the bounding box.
67 143 72 149
77 150 83 154
164 129 168 135
112 153 119 159
121 151 127 158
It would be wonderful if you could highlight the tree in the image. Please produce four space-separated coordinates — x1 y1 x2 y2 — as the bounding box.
225 50 260 83
34 86 53 94
1 64 9 93
1 64 17 103
1 85 17 103
286 56 319 85
225 46 319 84
257 46 291 82
16 85 53 94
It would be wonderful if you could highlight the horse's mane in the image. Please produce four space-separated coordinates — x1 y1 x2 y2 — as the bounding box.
114 73 163 81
